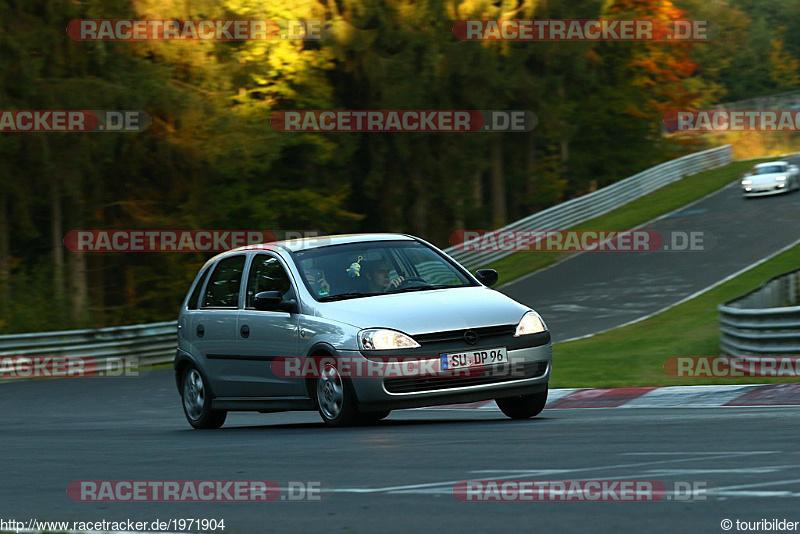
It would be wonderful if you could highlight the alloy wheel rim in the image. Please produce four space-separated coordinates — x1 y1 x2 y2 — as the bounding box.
317 364 344 420
184 369 205 420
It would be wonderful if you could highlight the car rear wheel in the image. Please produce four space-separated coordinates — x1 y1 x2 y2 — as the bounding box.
496 388 548 419
181 367 227 429
315 361 360 427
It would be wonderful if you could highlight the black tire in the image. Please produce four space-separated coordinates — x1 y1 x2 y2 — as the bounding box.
314 360 361 427
357 410 391 425
181 366 227 429
496 388 548 419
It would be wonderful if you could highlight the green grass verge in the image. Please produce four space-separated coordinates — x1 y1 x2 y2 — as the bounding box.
489 158 768 285
550 242 800 389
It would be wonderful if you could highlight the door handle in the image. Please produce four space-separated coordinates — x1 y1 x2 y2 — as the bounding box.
196 324 205 338
240 324 250 339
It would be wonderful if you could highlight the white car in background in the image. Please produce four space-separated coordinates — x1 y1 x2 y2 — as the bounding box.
741 161 800 197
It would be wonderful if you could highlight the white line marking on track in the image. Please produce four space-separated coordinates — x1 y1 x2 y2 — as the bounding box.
470 469 572 476
716 478 800 492
497 177 746 290
716 490 800 498
560 234 800 343
500 152 800 293
326 452 782 495
647 467 792 475
620 451 779 456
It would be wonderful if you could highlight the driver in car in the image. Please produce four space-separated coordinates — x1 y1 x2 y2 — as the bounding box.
363 260 405 293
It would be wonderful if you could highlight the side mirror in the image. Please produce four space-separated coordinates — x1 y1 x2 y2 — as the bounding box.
475 269 498 287
254 291 298 313
278 298 299 314
254 291 283 311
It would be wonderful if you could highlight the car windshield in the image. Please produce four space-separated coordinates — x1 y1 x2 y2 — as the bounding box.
293 240 475 301
753 165 786 174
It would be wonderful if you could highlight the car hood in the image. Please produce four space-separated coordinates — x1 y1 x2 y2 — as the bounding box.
317 286 531 335
746 173 785 185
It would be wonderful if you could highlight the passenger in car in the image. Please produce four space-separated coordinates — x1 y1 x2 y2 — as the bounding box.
305 267 331 296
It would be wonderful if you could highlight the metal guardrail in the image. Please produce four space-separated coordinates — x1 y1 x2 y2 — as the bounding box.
719 269 800 357
443 145 733 270
715 89 800 112
0 321 177 379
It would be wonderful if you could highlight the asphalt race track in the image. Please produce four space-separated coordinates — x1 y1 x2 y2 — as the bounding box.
3 165 800 533
2 372 800 533
501 155 800 342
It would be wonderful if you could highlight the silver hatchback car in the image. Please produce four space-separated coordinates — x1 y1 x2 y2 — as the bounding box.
175 234 552 428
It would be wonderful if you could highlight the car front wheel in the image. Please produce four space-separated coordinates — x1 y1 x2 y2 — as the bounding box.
181 367 227 429
496 388 548 419
315 361 360 427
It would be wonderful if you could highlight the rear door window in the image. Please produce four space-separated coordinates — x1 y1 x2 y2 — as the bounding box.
186 266 211 310
203 255 246 308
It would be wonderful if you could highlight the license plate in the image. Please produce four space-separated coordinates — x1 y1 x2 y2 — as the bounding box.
440 347 508 371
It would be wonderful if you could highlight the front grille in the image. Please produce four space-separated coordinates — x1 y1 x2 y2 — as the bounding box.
383 361 548 394
413 324 516 345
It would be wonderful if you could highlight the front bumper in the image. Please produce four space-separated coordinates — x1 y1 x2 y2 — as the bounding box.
341 343 552 411
743 183 789 196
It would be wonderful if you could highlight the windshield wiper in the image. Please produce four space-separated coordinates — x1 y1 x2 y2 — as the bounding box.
318 292 375 302
388 284 453 294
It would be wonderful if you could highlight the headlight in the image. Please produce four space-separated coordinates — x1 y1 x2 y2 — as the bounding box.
514 311 547 336
775 176 787 182
741 179 752 185
358 329 420 350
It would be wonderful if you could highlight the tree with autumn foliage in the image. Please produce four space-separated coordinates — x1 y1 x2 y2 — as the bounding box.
0 0 798 332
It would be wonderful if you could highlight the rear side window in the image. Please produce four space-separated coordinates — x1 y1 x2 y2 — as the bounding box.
203 255 246 308
186 266 211 310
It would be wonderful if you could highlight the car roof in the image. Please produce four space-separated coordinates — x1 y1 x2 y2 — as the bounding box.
203 233 418 267
272 233 416 252
754 161 788 167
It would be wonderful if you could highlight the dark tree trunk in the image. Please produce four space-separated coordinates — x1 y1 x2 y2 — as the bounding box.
0 195 9 319
490 136 506 228
472 170 483 208
68 247 88 325
526 130 537 199
51 177 65 302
